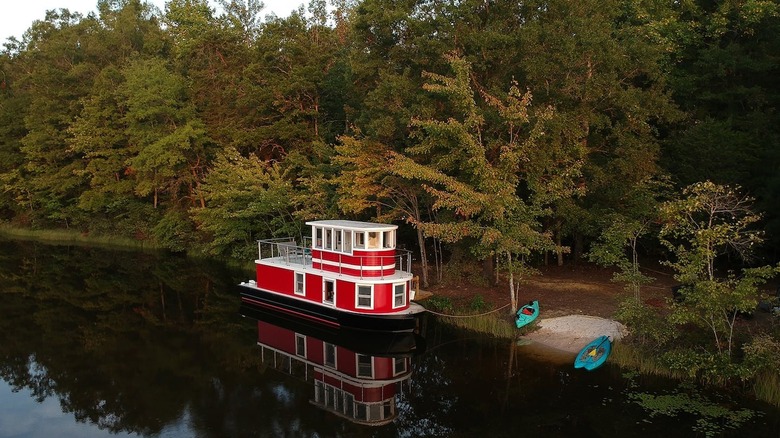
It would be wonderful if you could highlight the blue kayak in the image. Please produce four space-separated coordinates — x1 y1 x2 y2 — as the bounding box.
515 300 539 329
574 335 612 371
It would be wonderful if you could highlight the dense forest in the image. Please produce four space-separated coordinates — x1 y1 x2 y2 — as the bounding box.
1 0 779 280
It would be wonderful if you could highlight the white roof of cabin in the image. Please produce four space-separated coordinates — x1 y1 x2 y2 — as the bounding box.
306 220 397 232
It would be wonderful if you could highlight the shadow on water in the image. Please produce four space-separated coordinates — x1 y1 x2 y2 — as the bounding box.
0 237 778 437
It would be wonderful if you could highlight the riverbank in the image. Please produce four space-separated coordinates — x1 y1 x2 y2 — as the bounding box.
521 314 627 354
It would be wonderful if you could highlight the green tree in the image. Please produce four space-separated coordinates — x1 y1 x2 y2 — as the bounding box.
661 0 780 248
333 135 433 287
120 57 214 211
193 148 300 259
516 0 682 262
389 54 581 312
587 178 670 300
660 181 779 356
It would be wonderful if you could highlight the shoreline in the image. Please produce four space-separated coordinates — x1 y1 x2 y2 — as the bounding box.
519 315 627 354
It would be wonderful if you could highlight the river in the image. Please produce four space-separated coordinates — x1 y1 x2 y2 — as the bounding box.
0 237 777 437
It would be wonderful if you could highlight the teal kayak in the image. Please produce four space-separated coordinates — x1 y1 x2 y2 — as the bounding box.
515 300 539 329
574 335 612 371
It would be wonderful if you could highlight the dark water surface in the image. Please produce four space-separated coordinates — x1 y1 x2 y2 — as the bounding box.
1 238 778 437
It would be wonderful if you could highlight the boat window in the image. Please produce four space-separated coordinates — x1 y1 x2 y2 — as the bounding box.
367 231 379 249
356 284 373 309
383 230 394 249
314 380 324 402
357 354 373 378
344 393 355 418
393 283 406 308
315 227 323 249
356 404 367 421
344 231 352 253
325 385 335 409
382 400 393 419
324 342 336 368
369 404 381 421
295 334 306 358
324 228 333 250
355 231 366 249
335 388 344 412
294 272 305 295
335 229 343 251
393 357 407 375
323 279 335 305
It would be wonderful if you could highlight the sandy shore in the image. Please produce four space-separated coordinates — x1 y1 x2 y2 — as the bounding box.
520 315 627 354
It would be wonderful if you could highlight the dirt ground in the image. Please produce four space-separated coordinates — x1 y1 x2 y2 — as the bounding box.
418 261 780 354
420 261 679 319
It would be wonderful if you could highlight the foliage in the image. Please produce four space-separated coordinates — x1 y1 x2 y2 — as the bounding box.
660 349 745 384
614 298 675 348
469 295 488 313
588 178 670 299
660 181 779 356
0 0 778 278
422 296 454 314
388 53 580 311
741 334 780 378
192 148 300 259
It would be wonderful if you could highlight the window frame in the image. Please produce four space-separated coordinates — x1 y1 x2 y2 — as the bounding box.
294 271 305 296
392 282 406 308
356 354 373 378
356 284 374 309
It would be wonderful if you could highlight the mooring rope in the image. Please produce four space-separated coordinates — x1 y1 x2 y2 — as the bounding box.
424 302 511 318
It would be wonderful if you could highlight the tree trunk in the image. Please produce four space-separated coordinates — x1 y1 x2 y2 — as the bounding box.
557 232 564 266
508 252 518 313
482 257 495 286
573 231 584 266
416 226 429 288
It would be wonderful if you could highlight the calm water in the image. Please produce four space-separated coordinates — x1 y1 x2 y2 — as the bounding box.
0 237 778 437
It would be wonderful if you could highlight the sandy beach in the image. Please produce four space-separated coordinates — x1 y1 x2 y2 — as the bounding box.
520 315 627 354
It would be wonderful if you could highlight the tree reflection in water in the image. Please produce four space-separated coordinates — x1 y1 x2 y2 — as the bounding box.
0 237 778 437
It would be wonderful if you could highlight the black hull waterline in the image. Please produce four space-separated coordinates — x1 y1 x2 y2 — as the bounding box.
239 304 425 357
238 283 425 333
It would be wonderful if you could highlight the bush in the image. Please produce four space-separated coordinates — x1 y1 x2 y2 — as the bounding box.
615 297 675 347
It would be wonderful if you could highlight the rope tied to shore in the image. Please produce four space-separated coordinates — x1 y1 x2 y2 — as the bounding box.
424 302 511 318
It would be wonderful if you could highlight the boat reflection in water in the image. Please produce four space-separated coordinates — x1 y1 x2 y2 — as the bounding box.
240 305 425 426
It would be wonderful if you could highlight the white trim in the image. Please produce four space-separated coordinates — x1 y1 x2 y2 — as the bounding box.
356 354 374 378
295 333 307 358
323 278 336 306
294 271 306 296
392 282 407 309
355 284 374 309
313 258 395 272
393 357 407 376
324 342 337 368
306 220 397 232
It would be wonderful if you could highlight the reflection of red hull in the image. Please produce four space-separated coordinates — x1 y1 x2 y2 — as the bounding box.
241 302 422 426
239 304 425 357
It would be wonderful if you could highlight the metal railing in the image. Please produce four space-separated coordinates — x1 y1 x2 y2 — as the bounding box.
257 237 413 278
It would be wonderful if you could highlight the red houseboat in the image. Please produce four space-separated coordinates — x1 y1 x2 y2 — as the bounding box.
242 304 420 426
238 220 426 332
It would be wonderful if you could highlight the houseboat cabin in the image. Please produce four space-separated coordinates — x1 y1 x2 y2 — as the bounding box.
239 220 426 332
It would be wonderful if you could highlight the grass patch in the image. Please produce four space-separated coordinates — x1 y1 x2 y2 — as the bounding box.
446 313 516 338
420 295 517 338
754 370 780 407
0 224 159 250
610 342 687 380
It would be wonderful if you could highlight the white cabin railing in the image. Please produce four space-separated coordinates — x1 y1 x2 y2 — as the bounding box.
256 237 413 278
